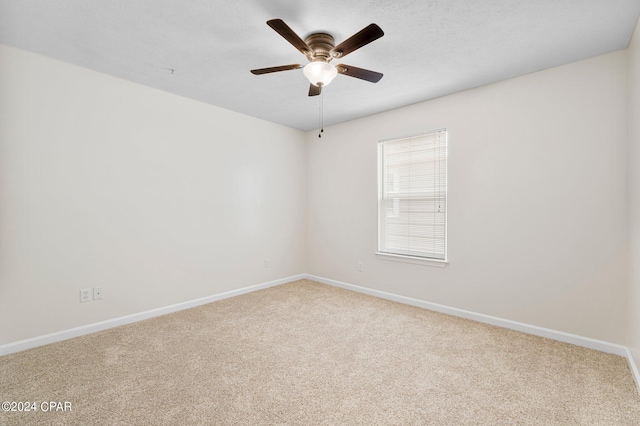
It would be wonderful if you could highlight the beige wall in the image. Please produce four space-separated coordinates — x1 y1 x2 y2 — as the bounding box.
306 51 629 344
628 18 640 369
0 45 307 345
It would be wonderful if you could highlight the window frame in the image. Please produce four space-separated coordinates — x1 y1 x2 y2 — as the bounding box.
376 130 449 267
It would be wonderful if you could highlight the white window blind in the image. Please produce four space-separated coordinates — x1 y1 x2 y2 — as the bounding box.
378 129 447 261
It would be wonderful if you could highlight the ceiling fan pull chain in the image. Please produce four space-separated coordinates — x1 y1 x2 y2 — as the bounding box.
318 87 324 138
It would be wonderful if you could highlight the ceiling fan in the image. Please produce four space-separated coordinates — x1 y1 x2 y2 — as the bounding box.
251 19 384 96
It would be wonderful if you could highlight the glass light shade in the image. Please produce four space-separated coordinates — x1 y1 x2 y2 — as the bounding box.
303 62 338 87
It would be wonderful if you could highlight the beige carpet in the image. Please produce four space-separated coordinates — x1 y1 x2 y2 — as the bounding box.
1 279 639 425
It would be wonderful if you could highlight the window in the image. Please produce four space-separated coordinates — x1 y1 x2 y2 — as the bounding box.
378 129 447 263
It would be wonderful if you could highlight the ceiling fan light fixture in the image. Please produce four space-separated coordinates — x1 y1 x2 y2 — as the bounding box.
303 61 338 87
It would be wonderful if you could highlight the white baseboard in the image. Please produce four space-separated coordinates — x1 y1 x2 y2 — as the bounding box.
0 274 306 357
627 348 640 395
304 274 630 357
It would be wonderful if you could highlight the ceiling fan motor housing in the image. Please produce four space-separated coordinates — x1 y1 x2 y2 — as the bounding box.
305 33 336 61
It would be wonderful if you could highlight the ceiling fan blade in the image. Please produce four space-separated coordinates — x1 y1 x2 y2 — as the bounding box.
336 64 383 83
330 24 384 58
267 19 312 56
250 64 302 75
308 84 322 96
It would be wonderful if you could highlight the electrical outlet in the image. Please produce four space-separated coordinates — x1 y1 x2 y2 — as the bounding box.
80 288 91 303
93 287 104 300
357 261 363 272
264 259 270 268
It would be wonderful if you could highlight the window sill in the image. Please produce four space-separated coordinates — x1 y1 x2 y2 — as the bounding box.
375 252 448 268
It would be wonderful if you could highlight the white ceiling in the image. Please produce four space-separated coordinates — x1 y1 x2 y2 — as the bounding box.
1 1 639 131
